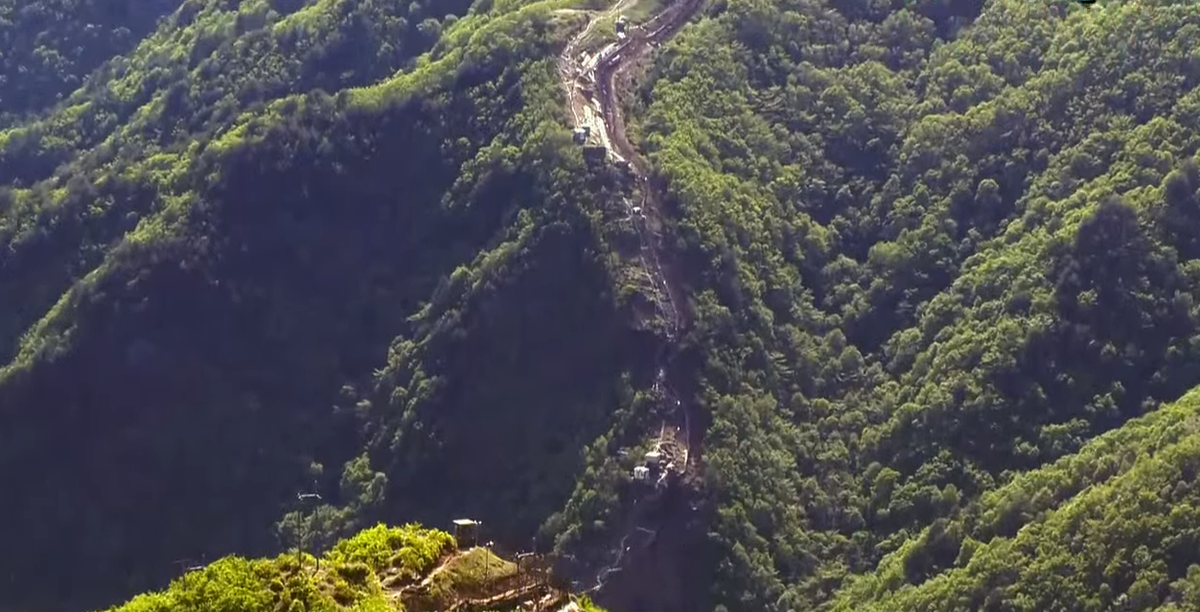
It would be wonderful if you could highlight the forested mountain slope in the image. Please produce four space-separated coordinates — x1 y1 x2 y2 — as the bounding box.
830 386 1200 612
5 0 1200 611
626 0 1200 609
0 0 183 126
0 0 635 609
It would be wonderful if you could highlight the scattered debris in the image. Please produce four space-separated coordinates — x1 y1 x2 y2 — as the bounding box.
555 0 708 603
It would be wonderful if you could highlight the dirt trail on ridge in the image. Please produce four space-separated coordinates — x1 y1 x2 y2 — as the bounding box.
555 1 711 610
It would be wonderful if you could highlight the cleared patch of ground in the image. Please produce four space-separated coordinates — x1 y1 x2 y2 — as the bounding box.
575 0 663 54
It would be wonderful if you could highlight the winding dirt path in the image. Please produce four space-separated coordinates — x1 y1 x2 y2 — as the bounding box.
559 0 705 477
556 0 708 606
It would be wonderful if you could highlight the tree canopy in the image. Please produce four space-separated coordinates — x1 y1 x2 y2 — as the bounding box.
3 0 1200 611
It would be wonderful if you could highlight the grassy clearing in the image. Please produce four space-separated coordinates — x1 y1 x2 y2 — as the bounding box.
427 547 518 601
440 547 519 591
399 547 520 610
550 9 594 42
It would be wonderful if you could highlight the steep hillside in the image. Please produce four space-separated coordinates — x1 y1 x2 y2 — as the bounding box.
615 0 1200 609
0 0 183 125
5 0 1200 611
830 387 1200 612
0 0 642 610
0 0 477 189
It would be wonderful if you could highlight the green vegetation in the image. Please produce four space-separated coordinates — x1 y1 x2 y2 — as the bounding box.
574 594 607 612
0 0 635 610
4 0 1200 611
435 548 519 593
108 523 601 612
326 523 455 580
622 0 666 25
573 0 662 56
829 387 1200 612
403 547 520 610
572 0 1200 609
108 523 453 612
0 0 183 127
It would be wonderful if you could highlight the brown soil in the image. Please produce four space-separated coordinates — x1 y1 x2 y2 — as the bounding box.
554 0 714 609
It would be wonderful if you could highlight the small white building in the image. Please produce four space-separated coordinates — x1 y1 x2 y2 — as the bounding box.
633 465 650 481
644 450 662 467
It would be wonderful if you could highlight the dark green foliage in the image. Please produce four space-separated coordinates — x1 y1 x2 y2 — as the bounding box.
623 0 1200 610
0 0 629 610
0 0 182 125
832 388 1200 612
6 0 1200 612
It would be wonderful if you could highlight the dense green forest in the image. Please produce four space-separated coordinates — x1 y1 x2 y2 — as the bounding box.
4 0 1200 611
620 0 1200 609
0 0 181 126
0 0 633 608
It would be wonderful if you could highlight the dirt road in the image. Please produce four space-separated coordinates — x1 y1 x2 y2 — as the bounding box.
555 0 710 609
559 0 704 479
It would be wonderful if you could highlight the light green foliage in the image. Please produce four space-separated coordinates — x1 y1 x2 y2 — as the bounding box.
106 523 454 612
109 555 344 612
326 523 456 578
0 0 182 126
413 547 519 608
574 594 608 611
832 386 1200 612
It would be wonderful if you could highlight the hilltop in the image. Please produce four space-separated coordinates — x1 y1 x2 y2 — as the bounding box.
107 523 602 612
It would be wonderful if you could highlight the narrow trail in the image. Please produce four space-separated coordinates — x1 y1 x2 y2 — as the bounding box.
555 0 708 608
384 549 468 596
385 547 571 612
558 0 705 478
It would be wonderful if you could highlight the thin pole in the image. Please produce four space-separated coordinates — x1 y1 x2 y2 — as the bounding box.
485 541 494 585
295 491 322 574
